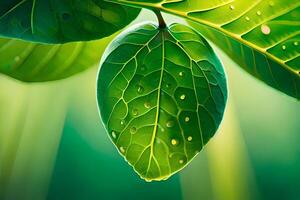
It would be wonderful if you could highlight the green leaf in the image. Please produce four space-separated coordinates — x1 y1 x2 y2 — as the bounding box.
97 23 227 181
190 21 300 99
108 0 300 99
0 0 140 43
0 34 114 82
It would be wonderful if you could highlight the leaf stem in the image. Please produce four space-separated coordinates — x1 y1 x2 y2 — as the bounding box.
153 10 166 29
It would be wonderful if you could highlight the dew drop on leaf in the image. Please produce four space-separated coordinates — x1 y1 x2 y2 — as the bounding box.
120 120 125 125
282 45 287 50
111 131 117 139
144 102 151 109
137 85 144 94
261 24 271 35
166 120 175 128
179 71 184 77
245 16 250 21
229 5 235 10
171 139 178 146
130 127 137 134
132 108 139 116
184 116 190 122
120 146 125 153
180 94 186 100
294 41 299 46
256 11 262 16
187 136 193 142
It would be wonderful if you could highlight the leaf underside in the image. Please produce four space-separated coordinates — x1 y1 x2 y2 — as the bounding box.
109 0 300 99
0 36 113 82
97 23 227 181
0 0 140 43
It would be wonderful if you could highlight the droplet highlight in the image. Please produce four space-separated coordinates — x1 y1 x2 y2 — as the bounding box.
261 24 271 35
229 5 235 10
187 136 193 142
179 71 184 77
120 146 125 153
256 11 262 16
245 16 250 21
171 139 178 146
132 108 138 116
144 102 151 109
111 131 117 139
180 94 186 100
294 41 298 46
282 45 286 50
166 120 175 128
137 85 144 94
184 116 190 122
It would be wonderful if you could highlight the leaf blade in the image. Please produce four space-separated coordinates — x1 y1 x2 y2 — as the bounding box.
0 0 140 43
0 34 114 82
97 23 227 181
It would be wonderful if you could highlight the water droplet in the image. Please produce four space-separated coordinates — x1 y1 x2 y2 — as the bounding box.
282 45 286 50
229 5 235 10
166 83 171 88
179 71 184 77
256 11 262 16
120 146 125 153
180 94 186 100
261 24 271 35
144 102 151 109
184 116 190 122
269 1 275 6
160 127 165 132
166 120 174 128
14 56 20 62
120 120 125 125
171 139 178 146
137 85 144 94
245 16 250 21
294 41 299 46
187 136 193 142
130 127 137 134
179 159 184 164
111 131 117 139
132 108 138 116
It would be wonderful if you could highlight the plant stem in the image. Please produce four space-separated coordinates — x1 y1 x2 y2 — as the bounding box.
153 10 166 29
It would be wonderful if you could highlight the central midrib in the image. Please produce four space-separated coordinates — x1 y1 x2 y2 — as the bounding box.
146 30 165 175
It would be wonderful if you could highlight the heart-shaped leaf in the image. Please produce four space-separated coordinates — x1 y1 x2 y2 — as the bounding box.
108 0 300 99
0 0 140 43
0 35 114 82
97 23 227 181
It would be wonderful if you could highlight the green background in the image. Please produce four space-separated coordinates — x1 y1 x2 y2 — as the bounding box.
0 10 300 200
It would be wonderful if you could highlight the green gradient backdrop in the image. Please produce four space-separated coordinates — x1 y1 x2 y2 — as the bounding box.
0 10 300 200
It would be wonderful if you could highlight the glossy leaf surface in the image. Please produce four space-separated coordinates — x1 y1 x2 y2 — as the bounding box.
97 23 227 181
108 0 300 99
0 36 113 82
0 0 139 43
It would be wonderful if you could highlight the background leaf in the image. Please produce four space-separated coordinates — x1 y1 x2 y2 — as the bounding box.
0 35 114 82
97 23 227 181
0 0 140 43
108 0 300 99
